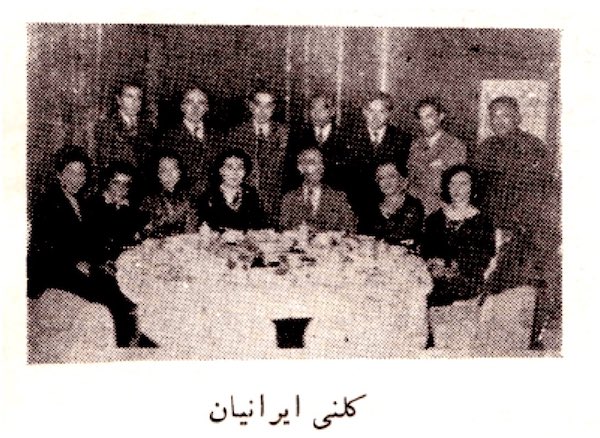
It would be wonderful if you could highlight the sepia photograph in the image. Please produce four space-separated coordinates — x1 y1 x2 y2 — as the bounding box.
25 24 562 363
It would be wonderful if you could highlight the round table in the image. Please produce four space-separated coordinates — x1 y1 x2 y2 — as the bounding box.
116 232 433 360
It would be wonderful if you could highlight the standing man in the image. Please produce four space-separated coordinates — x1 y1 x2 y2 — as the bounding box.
94 81 155 171
160 87 219 199
228 89 289 228
470 96 554 292
340 92 413 226
285 94 343 190
407 98 467 216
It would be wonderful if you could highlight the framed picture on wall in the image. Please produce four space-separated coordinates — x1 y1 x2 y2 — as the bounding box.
478 79 549 143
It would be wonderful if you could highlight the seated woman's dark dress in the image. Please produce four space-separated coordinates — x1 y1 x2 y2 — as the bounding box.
359 193 424 248
421 209 495 306
140 189 198 238
197 185 265 232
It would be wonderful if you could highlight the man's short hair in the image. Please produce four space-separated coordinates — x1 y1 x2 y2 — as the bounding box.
115 80 143 97
413 98 445 118
297 146 323 163
375 160 408 179
179 85 210 103
309 93 334 110
248 87 276 103
488 96 520 113
54 146 91 173
364 91 394 111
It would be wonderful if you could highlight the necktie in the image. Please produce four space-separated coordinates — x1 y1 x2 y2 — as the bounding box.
194 125 204 141
317 127 324 143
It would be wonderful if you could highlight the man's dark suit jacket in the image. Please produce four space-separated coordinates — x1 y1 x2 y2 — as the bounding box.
338 122 413 224
284 123 344 191
227 121 289 228
279 184 357 233
94 113 156 170
28 184 91 298
159 123 220 200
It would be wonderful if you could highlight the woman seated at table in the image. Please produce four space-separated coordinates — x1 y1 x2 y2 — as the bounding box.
421 165 495 307
140 150 198 238
197 148 265 232
359 161 424 249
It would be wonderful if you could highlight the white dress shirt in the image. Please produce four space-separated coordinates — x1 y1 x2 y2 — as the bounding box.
184 119 205 141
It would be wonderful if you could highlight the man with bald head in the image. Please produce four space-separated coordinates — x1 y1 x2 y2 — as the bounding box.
470 96 555 292
160 87 219 198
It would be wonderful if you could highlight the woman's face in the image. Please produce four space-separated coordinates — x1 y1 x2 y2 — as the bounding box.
158 157 181 192
220 156 246 188
375 163 405 197
448 171 472 204
58 161 87 195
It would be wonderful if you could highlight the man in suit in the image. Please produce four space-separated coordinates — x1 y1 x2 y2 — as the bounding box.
470 96 554 292
284 94 343 190
228 89 289 227
339 92 413 226
160 87 219 199
94 82 155 172
407 98 467 216
27 147 152 347
280 147 357 233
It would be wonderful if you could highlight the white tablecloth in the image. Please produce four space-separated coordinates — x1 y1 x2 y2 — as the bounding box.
116 233 433 359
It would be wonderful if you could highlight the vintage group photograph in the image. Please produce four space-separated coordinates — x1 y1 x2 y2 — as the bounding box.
25 24 561 362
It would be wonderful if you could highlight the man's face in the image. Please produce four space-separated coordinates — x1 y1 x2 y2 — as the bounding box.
158 157 181 192
249 92 275 124
363 99 390 130
417 105 443 137
375 163 406 197
309 97 333 127
58 161 87 195
117 85 142 118
181 89 209 124
106 172 132 202
489 103 519 137
297 149 324 185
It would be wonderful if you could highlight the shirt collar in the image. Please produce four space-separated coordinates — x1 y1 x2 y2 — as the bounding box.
184 119 204 136
119 111 137 129
426 130 443 148
253 121 271 137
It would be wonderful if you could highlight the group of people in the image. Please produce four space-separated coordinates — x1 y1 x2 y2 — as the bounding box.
27 81 555 348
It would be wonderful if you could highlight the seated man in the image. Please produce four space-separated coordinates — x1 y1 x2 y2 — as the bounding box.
280 147 357 233
27 147 151 347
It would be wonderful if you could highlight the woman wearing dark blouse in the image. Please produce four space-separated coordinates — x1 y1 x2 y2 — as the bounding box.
421 165 495 307
360 161 424 249
140 151 198 238
197 148 265 231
